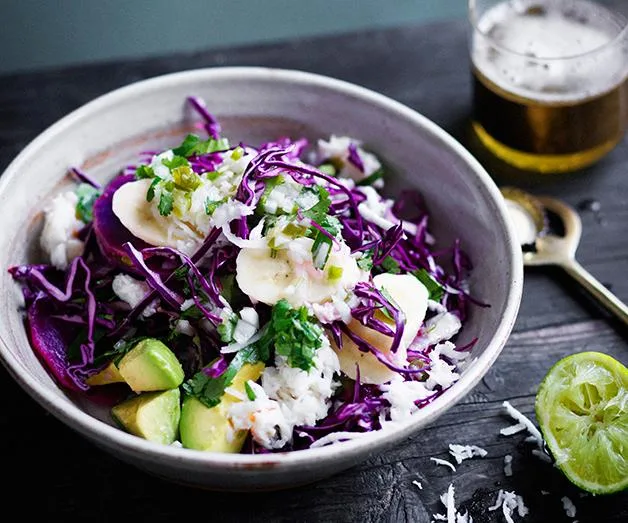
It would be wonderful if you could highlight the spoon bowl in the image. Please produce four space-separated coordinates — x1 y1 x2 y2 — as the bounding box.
502 189 628 328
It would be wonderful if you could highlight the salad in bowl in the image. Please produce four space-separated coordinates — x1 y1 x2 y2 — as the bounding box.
10 96 483 454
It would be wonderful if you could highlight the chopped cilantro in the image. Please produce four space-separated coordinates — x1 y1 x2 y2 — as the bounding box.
309 215 341 270
172 134 230 157
357 250 374 271
182 345 261 408
301 185 331 224
217 310 238 343
258 176 285 214
89 333 143 367
380 256 401 274
75 183 101 223
268 299 323 371
162 155 189 170
413 268 444 301
135 164 154 180
146 177 160 202
158 191 174 216
378 286 398 321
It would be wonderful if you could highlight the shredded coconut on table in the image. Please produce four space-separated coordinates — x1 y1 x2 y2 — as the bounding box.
500 422 527 436
448 444 488 464
430 457 457 472
431 483 473 523
504 454 513 477
501 401 544 447
561 496 577 518
488 489 528 523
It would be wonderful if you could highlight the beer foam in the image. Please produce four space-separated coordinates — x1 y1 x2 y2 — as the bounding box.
472 0 628 102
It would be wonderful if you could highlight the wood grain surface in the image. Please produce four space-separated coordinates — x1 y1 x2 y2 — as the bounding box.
1 12 626 523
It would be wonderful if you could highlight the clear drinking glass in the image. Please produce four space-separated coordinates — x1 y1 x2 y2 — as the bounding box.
469 0 628 173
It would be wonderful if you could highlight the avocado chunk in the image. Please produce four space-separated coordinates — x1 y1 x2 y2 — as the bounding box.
117 338 184 392
111 388 181 445
180 362 264 452
86 362 125 386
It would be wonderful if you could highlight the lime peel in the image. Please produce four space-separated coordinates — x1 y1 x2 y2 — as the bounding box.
535 351 628 495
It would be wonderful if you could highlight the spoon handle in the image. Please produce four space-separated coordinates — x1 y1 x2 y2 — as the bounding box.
562 260 628 327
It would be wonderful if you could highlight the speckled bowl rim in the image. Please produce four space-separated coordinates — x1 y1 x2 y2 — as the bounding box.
0 67 523 472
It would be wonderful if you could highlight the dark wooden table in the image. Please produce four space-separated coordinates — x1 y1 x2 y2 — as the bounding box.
1 14 626 523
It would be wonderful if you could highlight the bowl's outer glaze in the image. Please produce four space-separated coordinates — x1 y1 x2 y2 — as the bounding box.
0 68 522 490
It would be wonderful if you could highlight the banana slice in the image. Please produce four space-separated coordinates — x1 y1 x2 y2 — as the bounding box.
111 179 174 246
236 237 363 308
332 273 429 384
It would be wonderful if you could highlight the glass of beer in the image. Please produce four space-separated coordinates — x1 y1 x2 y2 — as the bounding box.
469 0 628 173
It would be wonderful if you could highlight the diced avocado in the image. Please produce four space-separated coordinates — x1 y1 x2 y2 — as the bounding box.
117 338 184 392
86 362 125 386
180 362 264 452
111 388 181 445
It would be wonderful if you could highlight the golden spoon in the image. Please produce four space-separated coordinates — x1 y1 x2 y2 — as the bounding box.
501 187 628 327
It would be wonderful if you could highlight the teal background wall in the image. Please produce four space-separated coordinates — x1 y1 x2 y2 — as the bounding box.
0 0 466 75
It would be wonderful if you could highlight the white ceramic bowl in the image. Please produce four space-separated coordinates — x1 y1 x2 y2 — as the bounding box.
0 67 522 490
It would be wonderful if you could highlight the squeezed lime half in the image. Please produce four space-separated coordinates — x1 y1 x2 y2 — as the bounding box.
535 351 628 494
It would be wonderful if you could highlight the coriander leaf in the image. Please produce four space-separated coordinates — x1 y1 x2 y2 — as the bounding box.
217 310 238 343
309 215 341 270
75 183 101 223
146 177 160 202
271 299 323 371
357 250 374 271
311 234 332 270
380 256 401 274
413 268 444 301
301 185 331 224
158 191 174 216
172 134 202 157
258 176 284 213
162 155 189 170
173 134 230 157
195 137 230 155
135 164 155 180
92 335 149 367
182 344 262 408
377 286 397 321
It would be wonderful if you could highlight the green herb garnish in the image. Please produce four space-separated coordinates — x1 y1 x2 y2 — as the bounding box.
357 250 374 271
413 268 444 301
75 183 101 223
380 255 401 274
182 345 261 408
172 134 230 157
265 299 323 371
